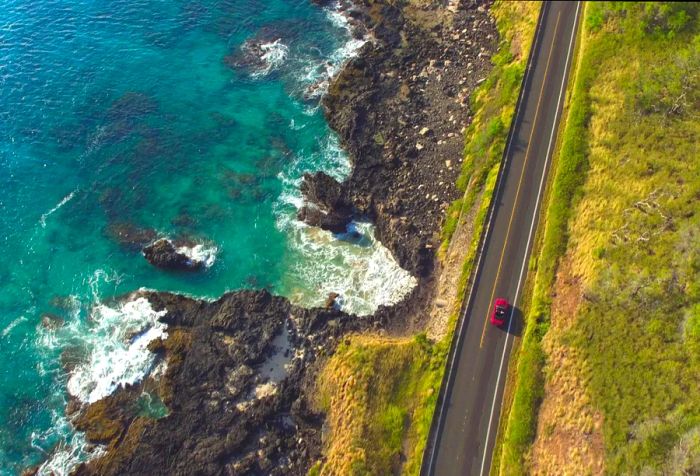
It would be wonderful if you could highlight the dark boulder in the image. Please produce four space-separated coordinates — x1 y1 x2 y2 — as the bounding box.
142 239 202 271
297 172 353 233
40 313 65 330
297 206 351 234
299 172 345 210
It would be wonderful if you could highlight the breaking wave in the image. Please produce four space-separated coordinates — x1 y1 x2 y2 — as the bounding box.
33 278 168 474
65 296 168 404
250 39 289 78
274 136 416 316
175 242 218 269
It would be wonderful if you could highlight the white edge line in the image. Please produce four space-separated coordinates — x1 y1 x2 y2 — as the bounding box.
479 3 581 476
424 2 549 473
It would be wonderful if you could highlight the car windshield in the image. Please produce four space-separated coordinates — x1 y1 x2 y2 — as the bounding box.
496 307 506 316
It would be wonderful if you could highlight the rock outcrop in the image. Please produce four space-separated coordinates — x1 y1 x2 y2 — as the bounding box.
37 1 500 474
142 239 202 271
302 0 498 277
69 290 374 476
297 172 353 233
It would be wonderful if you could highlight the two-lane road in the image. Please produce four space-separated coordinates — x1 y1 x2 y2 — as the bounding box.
423 2 581 475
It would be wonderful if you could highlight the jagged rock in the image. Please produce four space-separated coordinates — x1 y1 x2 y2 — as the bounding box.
70 290 362 476
297 172 353 233
40 313 65 330
142 239 202 271
299 172 345 210
297 206 351 234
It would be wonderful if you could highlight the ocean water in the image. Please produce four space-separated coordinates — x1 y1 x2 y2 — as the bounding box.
0 0 416 473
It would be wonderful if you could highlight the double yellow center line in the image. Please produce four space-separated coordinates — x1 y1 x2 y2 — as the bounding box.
479 12 562 348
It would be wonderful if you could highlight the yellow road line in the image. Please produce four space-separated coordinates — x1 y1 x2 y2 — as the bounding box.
480 11 562 348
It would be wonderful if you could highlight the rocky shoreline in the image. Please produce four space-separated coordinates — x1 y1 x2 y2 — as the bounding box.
303 0 497 285
33 1 498 474
63 290 374 476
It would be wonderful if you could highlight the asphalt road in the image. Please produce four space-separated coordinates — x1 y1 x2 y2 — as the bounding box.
422 2 581 475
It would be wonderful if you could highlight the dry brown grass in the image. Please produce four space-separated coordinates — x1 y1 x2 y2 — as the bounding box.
312 334 442 475
529 254 604 476
526 2 700 471
492 1 540 62
427 195 478 339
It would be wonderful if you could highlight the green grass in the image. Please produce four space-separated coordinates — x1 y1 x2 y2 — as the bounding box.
312 334 448 475
499 2 700 474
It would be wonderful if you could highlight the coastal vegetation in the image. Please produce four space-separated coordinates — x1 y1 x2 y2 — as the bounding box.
498 2 700 474
311 2 540 474
312 334 444 475
441 0 540 253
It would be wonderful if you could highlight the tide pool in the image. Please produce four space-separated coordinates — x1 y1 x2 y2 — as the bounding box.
0 0 415 473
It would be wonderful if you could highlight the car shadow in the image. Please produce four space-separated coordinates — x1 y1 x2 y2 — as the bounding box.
505 306 524 338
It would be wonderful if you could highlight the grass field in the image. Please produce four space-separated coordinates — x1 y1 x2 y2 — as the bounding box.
501 2 700 474
311 334 446 475
310 2 541 474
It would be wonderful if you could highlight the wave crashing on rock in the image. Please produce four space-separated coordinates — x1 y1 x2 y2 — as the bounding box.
66 296 168 404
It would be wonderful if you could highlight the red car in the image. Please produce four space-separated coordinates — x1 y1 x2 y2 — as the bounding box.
491 298 509 326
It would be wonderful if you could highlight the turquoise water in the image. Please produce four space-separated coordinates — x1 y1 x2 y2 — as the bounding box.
0 1 415 473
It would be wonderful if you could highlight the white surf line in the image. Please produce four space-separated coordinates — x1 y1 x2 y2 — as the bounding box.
424 2 549 473
40 189 77 228
479 3 581 476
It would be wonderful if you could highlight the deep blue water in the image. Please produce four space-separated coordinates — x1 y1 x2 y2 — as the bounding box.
0 1 414 473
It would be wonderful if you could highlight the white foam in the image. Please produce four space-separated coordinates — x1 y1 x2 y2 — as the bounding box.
250 39 289 78
280 221 417 315
295 3 368 99
39 190 76 228
273 137 416 316
65 297 168 404
175 243 218 268
289 118 306 130
326 7 351 30
1 315 26 338
35 423 104 476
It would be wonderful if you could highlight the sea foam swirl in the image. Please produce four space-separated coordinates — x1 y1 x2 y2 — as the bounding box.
275 136 416 316
250 39 289 77
65 296 168 404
